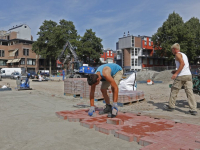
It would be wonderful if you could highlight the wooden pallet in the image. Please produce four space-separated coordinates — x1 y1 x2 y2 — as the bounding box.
0 88 12 91
117 98 145 107
73 94 80 98
32 79 48 82
94 97 104 101
103 98 145 107
18 88 32 91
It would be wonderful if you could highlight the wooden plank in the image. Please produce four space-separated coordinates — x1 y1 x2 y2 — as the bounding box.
117 98 145 107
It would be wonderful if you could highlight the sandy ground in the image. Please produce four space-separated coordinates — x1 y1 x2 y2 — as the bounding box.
0 76 200 150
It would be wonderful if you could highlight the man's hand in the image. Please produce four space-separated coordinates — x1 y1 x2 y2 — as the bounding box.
88 106 95 116
171 73 178 80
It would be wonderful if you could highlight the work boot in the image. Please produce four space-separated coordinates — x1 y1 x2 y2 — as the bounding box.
99 104 112 115
189 110 197 116
163 105 175 112
107 102 118 118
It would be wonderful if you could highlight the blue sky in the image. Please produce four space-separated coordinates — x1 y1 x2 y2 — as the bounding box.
1 0 200 50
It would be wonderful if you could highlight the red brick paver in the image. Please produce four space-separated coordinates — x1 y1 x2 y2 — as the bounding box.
56 108 200 149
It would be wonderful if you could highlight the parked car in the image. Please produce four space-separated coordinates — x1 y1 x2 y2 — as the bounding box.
10 72 21 79
38 70 50 77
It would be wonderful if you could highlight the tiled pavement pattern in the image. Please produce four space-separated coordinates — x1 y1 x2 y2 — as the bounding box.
56 108 200 150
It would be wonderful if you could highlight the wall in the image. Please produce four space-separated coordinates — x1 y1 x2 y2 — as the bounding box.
123 48 130 67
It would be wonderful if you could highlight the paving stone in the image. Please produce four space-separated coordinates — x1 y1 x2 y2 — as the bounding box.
56 109 200 149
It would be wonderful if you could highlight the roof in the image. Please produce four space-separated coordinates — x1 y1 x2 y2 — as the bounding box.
8 25 23 31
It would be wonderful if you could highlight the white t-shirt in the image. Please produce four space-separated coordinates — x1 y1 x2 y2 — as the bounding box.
39 75 43 81
175 52 191 76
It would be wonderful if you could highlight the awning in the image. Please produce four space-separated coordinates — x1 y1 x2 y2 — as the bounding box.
16 58 21 62
11 59 21 63
6 60 13 63
9 49 18 57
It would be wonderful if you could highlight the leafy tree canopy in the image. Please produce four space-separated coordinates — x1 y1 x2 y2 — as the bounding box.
152 12 185 60
78 29 103 65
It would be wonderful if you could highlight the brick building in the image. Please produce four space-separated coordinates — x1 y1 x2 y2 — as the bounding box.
0 24 39 72
99 48 116 64
116 32 169 71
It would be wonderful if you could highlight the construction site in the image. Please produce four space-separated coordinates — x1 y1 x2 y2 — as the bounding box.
0 70 200 150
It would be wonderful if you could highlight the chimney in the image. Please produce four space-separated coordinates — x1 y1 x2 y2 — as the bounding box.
127 31 130 36
123 32 126 37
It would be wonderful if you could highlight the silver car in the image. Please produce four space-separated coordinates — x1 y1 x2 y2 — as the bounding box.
10 72 21 79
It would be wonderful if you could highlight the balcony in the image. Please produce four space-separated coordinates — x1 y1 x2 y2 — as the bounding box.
116 55 122 60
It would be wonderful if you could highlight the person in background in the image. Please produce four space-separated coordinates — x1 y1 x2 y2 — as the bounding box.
87 63 123 118
16 76 21 89
163 43 197 115
62 69 66 81
25 71 30 87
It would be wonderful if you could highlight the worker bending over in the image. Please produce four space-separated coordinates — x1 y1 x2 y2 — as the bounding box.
87 63 123 118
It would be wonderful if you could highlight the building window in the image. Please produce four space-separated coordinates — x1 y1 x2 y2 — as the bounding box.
132 59 134 66
110 51 112 56
23 49 29 56
154 59 158 65
149 59 153 65
134 59 138 66
132 36 134 46
15 50 18 56
131 49 134 56
107 51 109 56
143 59 147 65
160 60 163 65
21 58 25 65
0 50 5 57
27 59 36 65
135 48 138 56
0 60 6 66
165 60 168 65
149 38 151 46
145 41 147 45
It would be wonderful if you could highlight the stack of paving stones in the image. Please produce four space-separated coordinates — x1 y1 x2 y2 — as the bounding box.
64 78 87 95
64 78 103 99
109 90 145 104
56 108 200 150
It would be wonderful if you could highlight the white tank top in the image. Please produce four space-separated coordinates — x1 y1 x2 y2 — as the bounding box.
175 52 191 76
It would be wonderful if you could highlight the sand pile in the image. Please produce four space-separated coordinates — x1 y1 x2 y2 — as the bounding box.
154 70 173 81
136 70 173 82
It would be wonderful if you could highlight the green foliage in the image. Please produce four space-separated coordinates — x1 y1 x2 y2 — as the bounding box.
152 12 185 60
32 20 58 58
183 17 200 62
78 29 103 65
32 19 79 59
152 12 200 63
32 20 103 66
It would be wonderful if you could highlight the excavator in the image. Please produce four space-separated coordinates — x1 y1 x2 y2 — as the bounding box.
57 41 95 78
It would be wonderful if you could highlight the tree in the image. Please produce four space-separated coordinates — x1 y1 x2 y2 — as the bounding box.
183 17 200 63
32 19 80 75
78 29 103 65
32 20 58 75
152 12 185 60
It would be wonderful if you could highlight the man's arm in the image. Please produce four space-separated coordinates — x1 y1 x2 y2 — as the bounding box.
103 67 118 103
172 53 185 80
90 84 96 106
